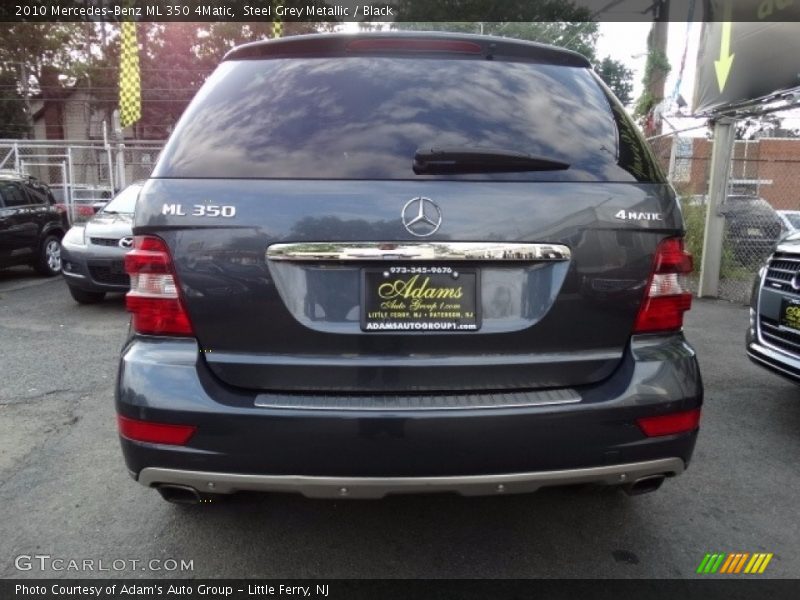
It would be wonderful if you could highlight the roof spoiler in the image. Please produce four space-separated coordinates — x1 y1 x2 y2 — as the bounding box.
223 32 591 68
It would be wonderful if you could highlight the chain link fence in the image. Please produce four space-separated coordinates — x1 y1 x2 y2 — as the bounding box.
652 128 800 303
0 139 164 223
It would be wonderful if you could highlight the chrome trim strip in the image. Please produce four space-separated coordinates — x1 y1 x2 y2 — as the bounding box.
254 388 581 411
266 242 571 262
138 458 684 499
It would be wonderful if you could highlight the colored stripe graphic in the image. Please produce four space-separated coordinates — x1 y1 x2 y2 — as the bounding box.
734 553 749 573
698 552 772 574
696 553 712 573
758 554 773 573
719 553 736 573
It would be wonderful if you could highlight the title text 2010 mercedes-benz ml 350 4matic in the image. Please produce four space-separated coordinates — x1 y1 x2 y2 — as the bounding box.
116 33 703 504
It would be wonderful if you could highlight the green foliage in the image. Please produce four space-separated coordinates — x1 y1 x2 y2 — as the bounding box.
391 0 594 25
0 69 29 138
0 23 96 87
388 4 634 103
595 57 634 105
389 21 599 62
680 197 706 268
680 197 751 281
0 22 334 139
634 48 670 120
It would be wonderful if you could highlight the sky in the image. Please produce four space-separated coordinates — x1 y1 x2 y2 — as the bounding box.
597 21 700 107
597 21 799 137
597 21 705 136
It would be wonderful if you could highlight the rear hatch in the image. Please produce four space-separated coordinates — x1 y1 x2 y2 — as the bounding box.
136 34 682 393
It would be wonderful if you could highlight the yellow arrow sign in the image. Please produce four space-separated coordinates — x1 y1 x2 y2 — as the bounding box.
715 1 735 92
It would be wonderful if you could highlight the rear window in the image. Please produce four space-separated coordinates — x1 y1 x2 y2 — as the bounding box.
155 57 662 183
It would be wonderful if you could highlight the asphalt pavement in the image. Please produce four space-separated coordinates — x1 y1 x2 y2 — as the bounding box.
1 268 798 579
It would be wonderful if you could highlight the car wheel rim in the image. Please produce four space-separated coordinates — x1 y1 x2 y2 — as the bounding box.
47 240 61 272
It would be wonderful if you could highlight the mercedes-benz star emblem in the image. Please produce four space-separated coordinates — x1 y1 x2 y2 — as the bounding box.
401 197 442 237
792 269 800 292
119 237 134 249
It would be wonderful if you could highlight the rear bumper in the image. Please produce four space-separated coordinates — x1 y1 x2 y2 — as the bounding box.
139 458 684 499
117 333 702 492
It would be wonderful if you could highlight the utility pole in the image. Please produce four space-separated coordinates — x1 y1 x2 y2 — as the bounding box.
698 118 736 298
19 62 33 139
643 0 670 137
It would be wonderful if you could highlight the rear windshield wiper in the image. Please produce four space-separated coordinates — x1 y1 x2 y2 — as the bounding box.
413 147 570 175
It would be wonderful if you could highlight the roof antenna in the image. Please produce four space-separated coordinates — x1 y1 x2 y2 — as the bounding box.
486 42 496 61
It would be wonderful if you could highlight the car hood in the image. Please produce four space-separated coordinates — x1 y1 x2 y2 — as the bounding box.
84 213 134 238
777 231 800 253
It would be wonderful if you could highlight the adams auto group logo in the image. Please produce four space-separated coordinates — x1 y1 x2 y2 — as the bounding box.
696 552 773 574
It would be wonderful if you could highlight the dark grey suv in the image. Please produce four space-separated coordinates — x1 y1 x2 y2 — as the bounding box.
116 33 703 504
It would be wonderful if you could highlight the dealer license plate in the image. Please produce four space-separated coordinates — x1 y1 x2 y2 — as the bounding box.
361 266 480 332
779 298 800 332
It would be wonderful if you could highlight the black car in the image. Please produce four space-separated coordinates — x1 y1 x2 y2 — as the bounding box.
0 172 68 276
722 195 784 266
116 33 703 504
746 231 800 383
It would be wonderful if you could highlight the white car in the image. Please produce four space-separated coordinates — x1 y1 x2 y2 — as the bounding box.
777 210 800 233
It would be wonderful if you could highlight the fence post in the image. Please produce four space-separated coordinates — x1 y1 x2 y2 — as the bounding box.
667 134 679 181
66 146 74 212
103 120 115 191
112 110 126 189
698 117 736 298
61 161 71 225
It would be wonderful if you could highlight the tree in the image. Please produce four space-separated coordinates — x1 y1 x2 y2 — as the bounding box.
0 69 29 138
386 5 634 105
389 21 599 62
596 57 634 105
0 23 98 137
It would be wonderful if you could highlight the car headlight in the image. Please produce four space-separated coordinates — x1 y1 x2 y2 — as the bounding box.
62 226 86 246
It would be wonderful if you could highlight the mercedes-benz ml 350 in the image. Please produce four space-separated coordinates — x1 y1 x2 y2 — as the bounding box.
116 33 703 504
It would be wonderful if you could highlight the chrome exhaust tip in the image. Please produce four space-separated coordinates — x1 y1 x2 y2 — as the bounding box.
623 474 666 496
156 484 202 505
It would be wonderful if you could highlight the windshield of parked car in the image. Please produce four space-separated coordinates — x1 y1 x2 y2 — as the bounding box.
785 213 800 229
102 184 141 214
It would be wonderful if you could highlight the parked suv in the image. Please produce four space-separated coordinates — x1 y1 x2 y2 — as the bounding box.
0 171 68 276
116 33 703 504
747 231 800 383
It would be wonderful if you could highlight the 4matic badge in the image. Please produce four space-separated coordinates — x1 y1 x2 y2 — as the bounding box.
614 210 663 222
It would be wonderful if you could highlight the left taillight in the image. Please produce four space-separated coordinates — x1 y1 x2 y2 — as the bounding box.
637 408 701 437
124 235 194 336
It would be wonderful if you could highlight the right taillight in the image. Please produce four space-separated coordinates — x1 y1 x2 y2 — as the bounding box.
125 235 194 336
633 237 693 334
637 408 701 437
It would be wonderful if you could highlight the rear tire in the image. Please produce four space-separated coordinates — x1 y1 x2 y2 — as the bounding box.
68 286 105 304
33 235 62 276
